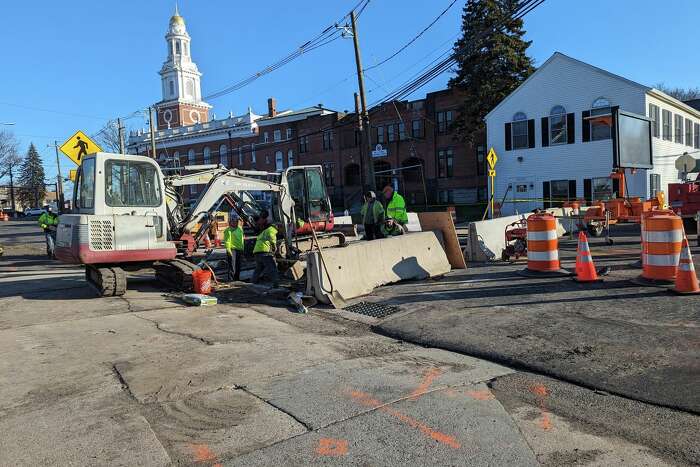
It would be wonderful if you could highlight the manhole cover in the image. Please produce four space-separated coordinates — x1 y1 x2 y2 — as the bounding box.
343 301 401 319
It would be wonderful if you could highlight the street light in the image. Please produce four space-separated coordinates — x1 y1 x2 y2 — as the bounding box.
0 122 15 126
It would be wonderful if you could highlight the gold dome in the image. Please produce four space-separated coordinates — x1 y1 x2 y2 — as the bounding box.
170 14 185 26
170 3 185 26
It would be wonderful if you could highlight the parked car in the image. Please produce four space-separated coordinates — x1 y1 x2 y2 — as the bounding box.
24 207 46 217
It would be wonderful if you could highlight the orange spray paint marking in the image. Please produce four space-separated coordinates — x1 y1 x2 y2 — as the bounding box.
408 367 443 400
189 443 221 466
347 389 461 449
529 383 553 431
316 438 349 456
465 389 495 401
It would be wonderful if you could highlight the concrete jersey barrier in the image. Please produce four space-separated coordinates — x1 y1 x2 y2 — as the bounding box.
306 231 451 307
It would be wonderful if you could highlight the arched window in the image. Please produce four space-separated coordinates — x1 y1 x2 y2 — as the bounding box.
219 144 228 167
169 80 175 96
590 97 612 141
549 105 567 145
287 149 294 167
158 152 166 163
188 149 195 165
173 151 180 165
186 79 194 97
511 112 529 149
175 41 181 54
275 151 284 171
183 42 188 56
203 146 211 165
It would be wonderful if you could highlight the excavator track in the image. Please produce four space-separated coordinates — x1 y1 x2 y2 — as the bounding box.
154 258 199 292
86 265 127 297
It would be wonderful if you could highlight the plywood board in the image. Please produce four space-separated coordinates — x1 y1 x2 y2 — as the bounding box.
418 211 466 269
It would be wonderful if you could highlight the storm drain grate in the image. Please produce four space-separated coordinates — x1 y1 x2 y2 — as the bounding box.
343 301 401 319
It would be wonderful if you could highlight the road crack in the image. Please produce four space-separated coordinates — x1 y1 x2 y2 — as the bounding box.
133 315 214 345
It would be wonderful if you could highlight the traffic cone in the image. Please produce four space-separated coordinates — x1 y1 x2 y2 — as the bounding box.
669 236 700 294
573 231 601 282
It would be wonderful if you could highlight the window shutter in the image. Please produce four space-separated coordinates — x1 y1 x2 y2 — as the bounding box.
584 179 592 203
541 117 549 147
612 177 620 198
505 123 512 151
566 113 575 144
568 180 577 200
528 119 535 148
543 181 551 209
582 110 591 142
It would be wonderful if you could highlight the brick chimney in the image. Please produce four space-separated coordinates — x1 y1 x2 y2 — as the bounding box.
267 97 277 117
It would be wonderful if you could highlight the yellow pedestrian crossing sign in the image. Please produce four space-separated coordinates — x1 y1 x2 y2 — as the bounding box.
486 148 498 169
59 130 102 166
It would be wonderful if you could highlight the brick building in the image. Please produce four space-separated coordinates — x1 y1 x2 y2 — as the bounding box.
127 8 486 211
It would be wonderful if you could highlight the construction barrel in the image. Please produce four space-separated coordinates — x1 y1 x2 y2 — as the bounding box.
641 212 683 283
525 213 560 272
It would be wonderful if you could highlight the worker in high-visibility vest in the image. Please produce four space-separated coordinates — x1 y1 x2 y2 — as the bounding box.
380 217 404 237
382 185 408 225
223 213 244 281
37 207 59 258
251 218 280 288
360 191 385 240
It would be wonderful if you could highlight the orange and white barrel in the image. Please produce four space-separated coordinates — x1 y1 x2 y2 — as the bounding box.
526 213 560 272
641 212 683 282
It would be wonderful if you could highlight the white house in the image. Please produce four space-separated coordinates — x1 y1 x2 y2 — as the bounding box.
485 52 700 216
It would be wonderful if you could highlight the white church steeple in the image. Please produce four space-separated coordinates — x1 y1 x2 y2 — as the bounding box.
156 5 211 129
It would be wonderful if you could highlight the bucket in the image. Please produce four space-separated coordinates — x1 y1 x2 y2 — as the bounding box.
192 269 212 295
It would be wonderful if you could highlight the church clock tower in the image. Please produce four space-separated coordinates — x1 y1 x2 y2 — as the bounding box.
155 5 212 129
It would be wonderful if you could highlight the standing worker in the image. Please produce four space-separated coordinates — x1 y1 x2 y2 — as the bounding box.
223 212 244 281
383 184 408 226
251 218 280 288
38 207 59 258
361 191 385 240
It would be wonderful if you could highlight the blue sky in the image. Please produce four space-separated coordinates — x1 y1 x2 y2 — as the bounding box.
1 0 698 184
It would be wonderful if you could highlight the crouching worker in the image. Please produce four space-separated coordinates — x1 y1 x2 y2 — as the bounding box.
223 213 244 281
380 217 404 237
251 219 280 288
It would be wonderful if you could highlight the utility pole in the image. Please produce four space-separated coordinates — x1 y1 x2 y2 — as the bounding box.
117 118 125 154
350 10 375 192
354 92 365 189
8 168 16 217
149 107 157 158
53 141 64 213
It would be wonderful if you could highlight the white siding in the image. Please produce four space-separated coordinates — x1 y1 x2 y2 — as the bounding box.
486 53 648 215
645 93 700 198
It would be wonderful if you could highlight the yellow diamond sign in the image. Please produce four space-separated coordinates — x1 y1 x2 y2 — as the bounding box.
59 130 103 166
486 147 498 169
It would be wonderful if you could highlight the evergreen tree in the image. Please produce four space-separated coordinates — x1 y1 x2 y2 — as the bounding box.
18 143 46 207
449 0 535 142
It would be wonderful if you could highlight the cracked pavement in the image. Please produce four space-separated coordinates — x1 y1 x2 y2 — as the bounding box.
0 221 695 465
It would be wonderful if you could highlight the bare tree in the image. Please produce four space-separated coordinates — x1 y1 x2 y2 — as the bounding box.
0 130 21 178
93 121 124 153
655 83 700 102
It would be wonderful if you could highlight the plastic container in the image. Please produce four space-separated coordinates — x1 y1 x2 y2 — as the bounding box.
192 269 212 295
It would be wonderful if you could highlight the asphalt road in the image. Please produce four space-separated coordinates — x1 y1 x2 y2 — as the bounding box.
0 220 696 465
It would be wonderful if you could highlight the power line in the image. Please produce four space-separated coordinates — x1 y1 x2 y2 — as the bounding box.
371 0 545 106
204 0 370 101
364 0 460 72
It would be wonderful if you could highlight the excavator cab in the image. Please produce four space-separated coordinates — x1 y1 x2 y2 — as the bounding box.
285 166 334 234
